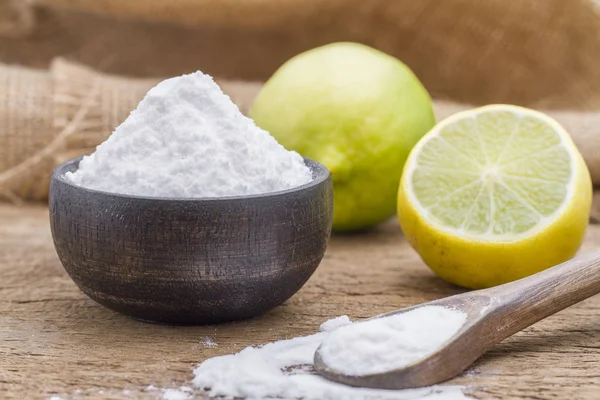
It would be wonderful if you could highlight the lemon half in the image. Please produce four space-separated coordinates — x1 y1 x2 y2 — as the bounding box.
398 105 592 289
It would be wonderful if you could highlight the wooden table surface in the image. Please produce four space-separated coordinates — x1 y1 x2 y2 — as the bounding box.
2 204 600 400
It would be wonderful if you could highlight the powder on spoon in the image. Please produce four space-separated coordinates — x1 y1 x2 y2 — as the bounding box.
66 71 312 197
192 310 472 400
318 306 467 376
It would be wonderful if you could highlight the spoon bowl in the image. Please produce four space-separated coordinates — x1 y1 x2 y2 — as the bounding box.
49 157 333 324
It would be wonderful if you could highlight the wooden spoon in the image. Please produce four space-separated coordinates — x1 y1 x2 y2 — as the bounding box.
314 250 600 390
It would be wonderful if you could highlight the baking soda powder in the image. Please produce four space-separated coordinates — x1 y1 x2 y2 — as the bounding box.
192 307 470 400
319 305 467 376
66 72 312 197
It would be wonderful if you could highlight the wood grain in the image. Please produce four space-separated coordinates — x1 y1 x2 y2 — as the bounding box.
2 204 600 399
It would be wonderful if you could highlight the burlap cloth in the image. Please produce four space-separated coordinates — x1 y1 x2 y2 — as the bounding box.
1 0 600 108
0 0 600 220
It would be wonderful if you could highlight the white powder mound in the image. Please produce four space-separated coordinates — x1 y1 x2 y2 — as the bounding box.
65 71 312 198
319 315 352 332
319 306 467 376
192 315 472 400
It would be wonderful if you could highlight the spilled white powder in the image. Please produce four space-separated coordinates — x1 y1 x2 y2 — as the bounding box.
146 384 194 400
66 71 312 197
319 306 467 376
192 310 472 399
163 387 193 400
201 336 218 348
319 315 352 332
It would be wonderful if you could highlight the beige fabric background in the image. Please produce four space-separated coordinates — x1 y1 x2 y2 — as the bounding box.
1 0 600 108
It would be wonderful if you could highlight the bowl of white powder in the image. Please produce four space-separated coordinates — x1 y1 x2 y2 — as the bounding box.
48 71 333 324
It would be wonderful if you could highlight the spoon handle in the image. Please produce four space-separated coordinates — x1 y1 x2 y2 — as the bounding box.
485 250 600 341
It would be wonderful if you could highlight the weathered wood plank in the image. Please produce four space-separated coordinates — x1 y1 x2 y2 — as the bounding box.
1 205 600 399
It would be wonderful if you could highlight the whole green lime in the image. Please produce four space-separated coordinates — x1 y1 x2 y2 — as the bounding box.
250 42 435 232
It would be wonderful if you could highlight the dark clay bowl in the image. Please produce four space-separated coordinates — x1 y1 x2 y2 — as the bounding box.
49 157 333 324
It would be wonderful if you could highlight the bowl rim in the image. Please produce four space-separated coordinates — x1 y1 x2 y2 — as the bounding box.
51 156 331 202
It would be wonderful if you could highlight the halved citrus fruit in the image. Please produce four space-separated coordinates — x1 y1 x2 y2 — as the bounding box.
398 104 592 289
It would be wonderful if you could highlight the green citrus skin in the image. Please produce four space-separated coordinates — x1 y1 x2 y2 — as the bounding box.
250 42 435 232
